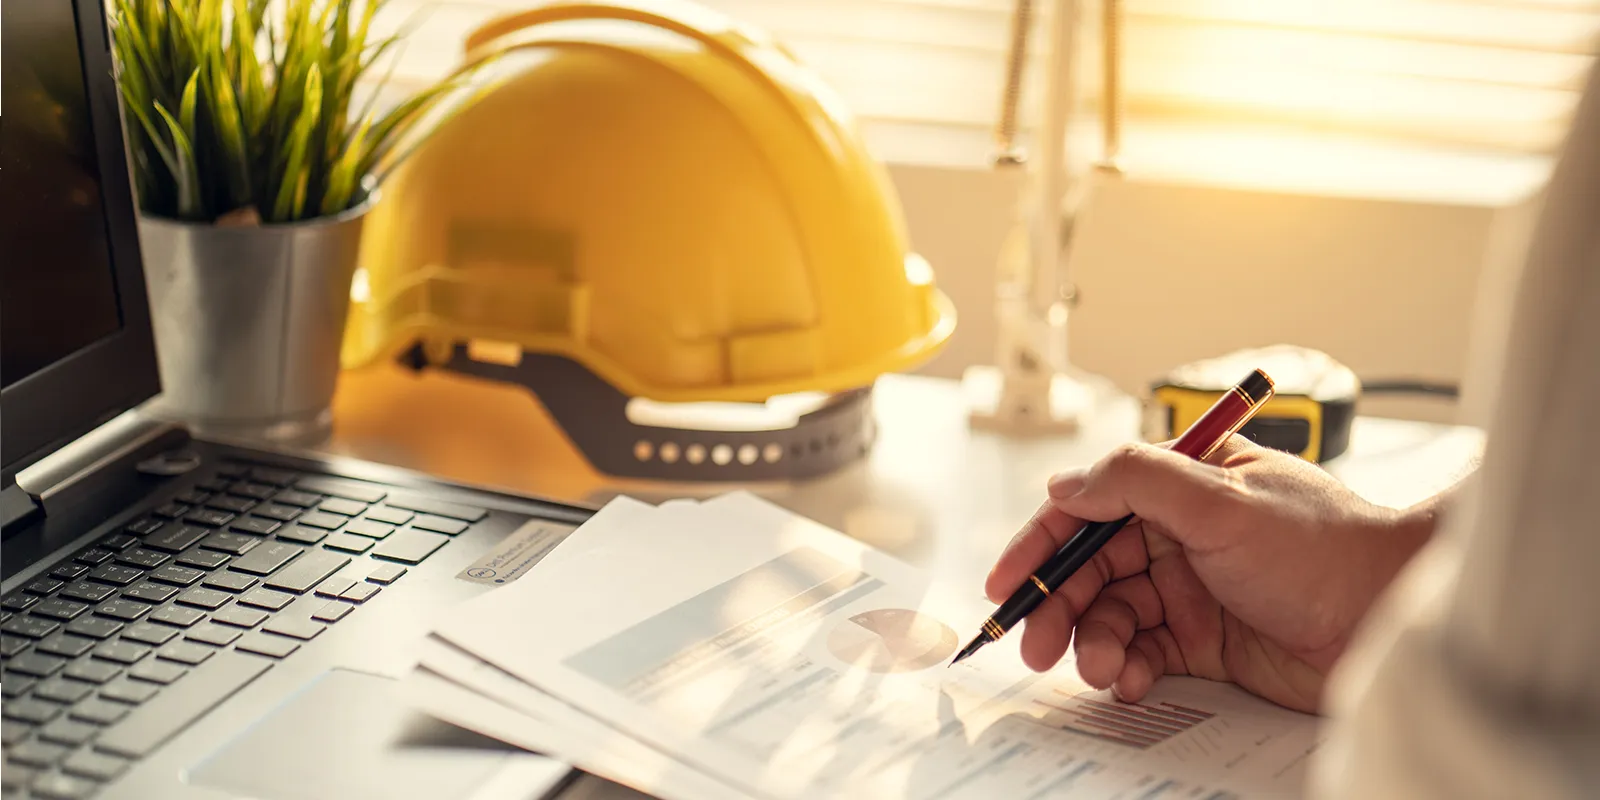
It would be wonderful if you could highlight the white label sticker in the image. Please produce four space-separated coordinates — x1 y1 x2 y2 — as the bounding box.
455 520 575 586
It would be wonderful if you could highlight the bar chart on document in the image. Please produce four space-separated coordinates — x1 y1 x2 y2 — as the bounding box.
558 545 1323 799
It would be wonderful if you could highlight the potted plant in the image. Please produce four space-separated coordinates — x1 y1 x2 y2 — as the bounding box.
108 0 474 442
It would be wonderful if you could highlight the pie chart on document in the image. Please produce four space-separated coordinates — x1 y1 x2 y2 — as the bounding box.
826 608 959 673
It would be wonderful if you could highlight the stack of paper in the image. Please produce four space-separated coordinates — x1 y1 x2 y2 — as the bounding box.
401 492 1323 800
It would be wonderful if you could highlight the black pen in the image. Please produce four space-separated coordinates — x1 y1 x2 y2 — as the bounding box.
951 368 1275 666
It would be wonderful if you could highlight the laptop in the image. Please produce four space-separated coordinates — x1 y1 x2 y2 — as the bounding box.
2 2 590 798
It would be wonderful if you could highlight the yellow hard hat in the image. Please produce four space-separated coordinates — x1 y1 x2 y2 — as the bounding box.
343 0 955 481
345 0 953 400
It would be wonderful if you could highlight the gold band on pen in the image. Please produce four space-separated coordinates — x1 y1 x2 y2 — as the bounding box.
1029 575 1051 596
1233 385 1254 406
982 618 1006 640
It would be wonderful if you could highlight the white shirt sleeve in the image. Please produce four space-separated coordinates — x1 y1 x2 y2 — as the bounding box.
1308 59 1600 798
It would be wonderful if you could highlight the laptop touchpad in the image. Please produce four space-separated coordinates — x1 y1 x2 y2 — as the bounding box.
187 669 547 800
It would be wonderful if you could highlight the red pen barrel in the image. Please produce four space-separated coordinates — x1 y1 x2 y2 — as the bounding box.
1169 369 1276 461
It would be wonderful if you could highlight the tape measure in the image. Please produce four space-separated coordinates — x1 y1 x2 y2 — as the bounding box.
1143 346 1360 463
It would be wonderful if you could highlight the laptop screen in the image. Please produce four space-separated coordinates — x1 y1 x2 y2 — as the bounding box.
0 1 127 390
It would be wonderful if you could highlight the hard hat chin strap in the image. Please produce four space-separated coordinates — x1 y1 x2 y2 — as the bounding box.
403 344 876 482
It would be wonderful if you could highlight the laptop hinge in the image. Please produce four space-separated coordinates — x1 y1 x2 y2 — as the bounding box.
10 411 190 524
1 485 43 533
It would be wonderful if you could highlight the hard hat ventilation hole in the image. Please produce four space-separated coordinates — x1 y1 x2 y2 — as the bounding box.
763 444 783 464
660 443 681 463
711 445 733 466
737 445 759 465
633 441 654 462
686 444 707 465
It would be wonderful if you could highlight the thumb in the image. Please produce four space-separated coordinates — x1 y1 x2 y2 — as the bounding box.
1047 442 1241 548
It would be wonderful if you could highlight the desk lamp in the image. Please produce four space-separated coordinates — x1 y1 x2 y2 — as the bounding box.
966 0 1124 435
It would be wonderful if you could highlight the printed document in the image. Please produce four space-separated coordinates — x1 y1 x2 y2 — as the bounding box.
427 493 1323 799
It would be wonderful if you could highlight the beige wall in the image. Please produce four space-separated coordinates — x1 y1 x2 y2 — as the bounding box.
889 163 1537 424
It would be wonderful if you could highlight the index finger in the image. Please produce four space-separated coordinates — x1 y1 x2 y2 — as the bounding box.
984 500 1150 606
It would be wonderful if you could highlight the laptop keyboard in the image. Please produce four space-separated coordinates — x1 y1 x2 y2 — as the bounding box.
0 462 491 798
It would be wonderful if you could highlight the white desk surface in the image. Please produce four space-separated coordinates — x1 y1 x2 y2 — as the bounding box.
314 366 1483 797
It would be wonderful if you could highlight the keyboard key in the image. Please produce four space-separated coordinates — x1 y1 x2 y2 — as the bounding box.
2 634 33 657
145 525 208 553
98 534 139 552
175 549 231 570
152 502 189 519
70 698 130 725
31 599 89 622
8 739 70 767
58 582 114 604
412 515 470 536
1 717 30 743
25 579 65 596
87 564 143 587
62 660 122 685
148 564 204 587
173 490 211 506
384 495 488 522
295 511 346 530
2 594 38 612
340 583 380 604
215 464 247 478
50 565 89 581
262 616 325 641
148 607 205 628
38 718 99 747
249 467 300 486
201 571 258 593
323 533 373 553
363 507 414 526
114 548 169 569
73 549 114 567
62 748 131 781
120 623 179 647
97 650 271 758
230 516 280 536
129 660 188 685
124 518 164 536
211 607 267 629
3 616 60 639
7 652 67 678
174 588 232 611
92 641 150 665
372 530 448 565
35 633 96 659
0 762 32 790
199 531 259 556
122 582 179 605
228 541 303 575
185 624 242 647
100 679 160 705
93 600 149 622
314 578 356 598
155 641 215 666
185 508 236 528
318 498 368 517
296 476 386 503
276 526 327 545
237 589 293 611
251 503 301 522
311 602 353 623
270 490 322 508
263 551 350 594
206 495 256 514
195 477 232 492
236 633 300 659
344 520 395 539
64 617 122 640
30 772 99 799
230 482 278 500
34 677 95 704
5 698 63 725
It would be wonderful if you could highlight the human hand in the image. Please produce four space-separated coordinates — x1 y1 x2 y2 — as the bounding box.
985 438 1434 713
